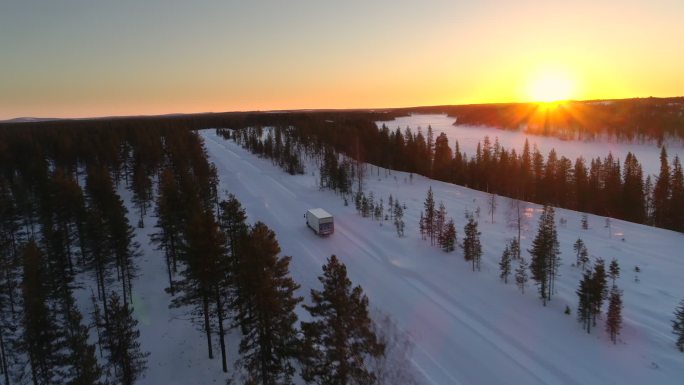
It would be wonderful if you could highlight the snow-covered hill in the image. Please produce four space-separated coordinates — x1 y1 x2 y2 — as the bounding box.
122 129 683 385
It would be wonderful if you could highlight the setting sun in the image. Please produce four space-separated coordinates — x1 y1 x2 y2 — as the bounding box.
526 70 576 103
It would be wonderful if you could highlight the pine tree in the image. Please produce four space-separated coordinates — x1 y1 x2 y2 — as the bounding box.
573 238 586 268
435 202 447 247
440 219 457 252
670 156 684 231
653 146 670 227
170 210 225 362
375 200 383 222
368 192 375 219
354 192 363 214
590 258 608 327
361 196 370 218
151 168 183 294
515 258 529 294
432 132 453 181
577 270 593 333
20 241 64 385
130 161 152 228
462 216 482 271
488 193 497 223
418 212 425 240
102 292 148 385
644 175 655 225
301 255 383 385
234 222 302 385
423 187 435 244
608 258 620 285
393 201 405 237
581 214 589 230
63 298 104 385
672 299 684 352
621 153 645 223
579 245 589 271
499 246 511 284
0 184 20 384
508 237 520 261
605 285 623 344
528 205 560 306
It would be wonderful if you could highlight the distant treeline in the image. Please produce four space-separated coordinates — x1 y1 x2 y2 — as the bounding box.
216 115 683 233
396 97 684 142
3 96 682 142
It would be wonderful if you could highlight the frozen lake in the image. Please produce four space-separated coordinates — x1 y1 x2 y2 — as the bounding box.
376 114 684 176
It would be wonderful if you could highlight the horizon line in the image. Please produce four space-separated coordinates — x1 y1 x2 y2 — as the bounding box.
3 95 683 123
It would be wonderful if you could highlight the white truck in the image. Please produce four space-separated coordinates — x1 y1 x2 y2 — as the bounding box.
305 208 334 236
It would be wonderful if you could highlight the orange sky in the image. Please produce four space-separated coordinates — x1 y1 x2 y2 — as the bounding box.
1 0 683 119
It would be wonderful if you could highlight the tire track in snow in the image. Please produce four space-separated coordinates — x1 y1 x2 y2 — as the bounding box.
336 226 580 385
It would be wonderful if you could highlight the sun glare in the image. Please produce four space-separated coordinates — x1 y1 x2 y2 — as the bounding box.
526 70 575 103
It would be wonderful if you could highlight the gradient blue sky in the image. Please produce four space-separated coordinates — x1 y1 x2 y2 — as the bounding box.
1 0 683 119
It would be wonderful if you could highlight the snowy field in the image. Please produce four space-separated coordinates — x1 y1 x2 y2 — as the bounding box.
376 114 684 177
109 129 684 385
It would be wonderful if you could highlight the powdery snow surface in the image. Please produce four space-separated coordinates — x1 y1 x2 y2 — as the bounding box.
110 128 683 385
201 130 682 385
376 114 684 177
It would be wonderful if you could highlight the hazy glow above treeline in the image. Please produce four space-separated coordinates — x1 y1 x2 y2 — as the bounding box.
1 0 682 119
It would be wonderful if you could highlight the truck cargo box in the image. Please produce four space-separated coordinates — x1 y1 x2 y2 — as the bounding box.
306 208 334 236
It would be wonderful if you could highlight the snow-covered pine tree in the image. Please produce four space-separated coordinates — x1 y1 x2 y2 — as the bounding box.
301 255 383 385
672 299 684 352
605 285 623 344
515 258 529 294
499 246 511 284
462 216 482 271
